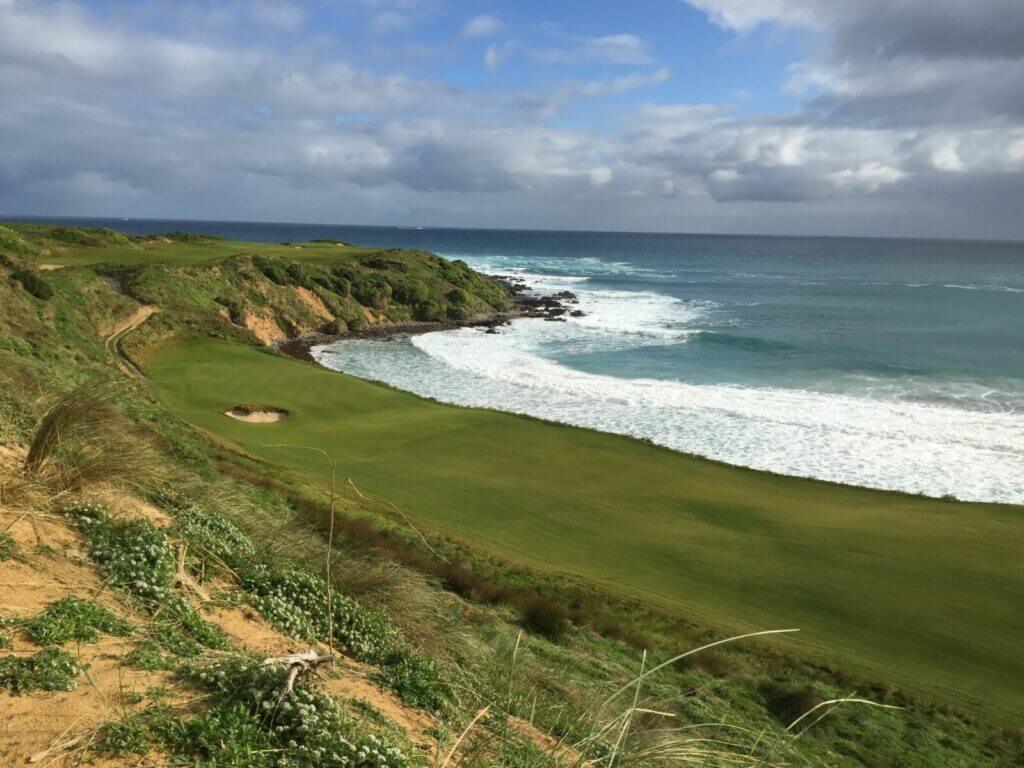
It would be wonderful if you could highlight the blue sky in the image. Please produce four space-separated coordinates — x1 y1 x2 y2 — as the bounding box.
1 0 1023 238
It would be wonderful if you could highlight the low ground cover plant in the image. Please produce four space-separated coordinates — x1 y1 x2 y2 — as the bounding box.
25 596 133 646
65 503 227 652
98 655 416 768
0 531 15 560
0 647 85 693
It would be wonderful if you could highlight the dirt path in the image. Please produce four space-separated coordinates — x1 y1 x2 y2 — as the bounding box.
104 305 158 379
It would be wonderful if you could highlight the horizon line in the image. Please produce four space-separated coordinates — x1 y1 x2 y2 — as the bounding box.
4 212 1024 247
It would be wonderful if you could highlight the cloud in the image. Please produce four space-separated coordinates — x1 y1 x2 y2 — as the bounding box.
534 33 656 66
683 0 826 32
1 0 1023 238
369 11 413 36
461 14 503 39
575 67 670 97
484 41 514 71
688 0 1024 126
589 166 613 186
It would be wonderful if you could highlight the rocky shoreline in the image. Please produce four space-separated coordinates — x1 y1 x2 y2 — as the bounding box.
277 275 582 364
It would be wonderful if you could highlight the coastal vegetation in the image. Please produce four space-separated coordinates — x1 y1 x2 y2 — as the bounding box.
0 223 1020 767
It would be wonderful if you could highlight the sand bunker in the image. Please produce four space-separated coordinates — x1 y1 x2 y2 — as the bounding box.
224 405 289 423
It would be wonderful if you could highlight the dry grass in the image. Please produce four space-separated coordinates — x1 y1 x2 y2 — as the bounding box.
2 374 169 506
450 629 883 768
178 476 470 660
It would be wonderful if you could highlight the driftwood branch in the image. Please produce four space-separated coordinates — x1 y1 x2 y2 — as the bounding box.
347 477 450 564
29 733 86 763
173 542 211 602
263 649 335 698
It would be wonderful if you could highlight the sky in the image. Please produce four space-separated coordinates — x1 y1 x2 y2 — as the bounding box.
1 0 1023 239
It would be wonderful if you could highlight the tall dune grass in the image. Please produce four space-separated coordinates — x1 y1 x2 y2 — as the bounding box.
15 374 167 499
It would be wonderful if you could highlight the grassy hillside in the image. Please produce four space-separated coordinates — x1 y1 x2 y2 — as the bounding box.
146 335 1024 721
1 223 1021 767
1 222 510 341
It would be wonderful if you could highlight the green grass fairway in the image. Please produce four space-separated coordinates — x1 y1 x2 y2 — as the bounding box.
28 238 377 267
148 336 1023 719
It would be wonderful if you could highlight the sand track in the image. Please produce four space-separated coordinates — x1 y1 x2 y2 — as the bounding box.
103 305 158 379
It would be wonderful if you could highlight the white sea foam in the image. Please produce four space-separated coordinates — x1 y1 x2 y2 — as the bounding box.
311 260 1024 505
863 280 1024 293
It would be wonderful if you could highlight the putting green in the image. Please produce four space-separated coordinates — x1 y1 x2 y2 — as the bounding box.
147 335 1024 719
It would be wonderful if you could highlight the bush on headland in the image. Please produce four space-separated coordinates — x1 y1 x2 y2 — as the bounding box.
353 273 393 309
11 269 53 300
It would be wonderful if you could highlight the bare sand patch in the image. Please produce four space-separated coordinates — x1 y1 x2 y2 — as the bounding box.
37 263 65 271
293 286 333 320
0 501 173 766
223 405 288 423
244 312 285 345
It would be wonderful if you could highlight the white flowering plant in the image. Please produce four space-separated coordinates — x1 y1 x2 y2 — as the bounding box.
0 647 85 693
178 655 418 768
65 504 227 652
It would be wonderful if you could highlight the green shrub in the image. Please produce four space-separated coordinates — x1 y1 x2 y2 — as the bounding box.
12 269 54 300
253 256 289 286
172 505 255 565
48 226 131 247
151 621 203 658
390 278 429 306
286 262 315 289
178 700 274 765
101 712 161 757
323 319 348 335
414 299 447 322
331 276 352 297
0 647 85 693
346 312 369 331
158 231 222 243
361 254 406 272
371 648 450 712
446 303 471 321
759 680 820 725
26 596 133 646
123 640 176 672
354 274 392 309
440 260 471 287
178 655 413 768
0 224 36 256
519 594 569 641
0 532 15 560
447 287 470 305
216 297 246 325
309 267 338 292
74 511 176 601
67 505 226 651
330 264 360 283
238 562 396 658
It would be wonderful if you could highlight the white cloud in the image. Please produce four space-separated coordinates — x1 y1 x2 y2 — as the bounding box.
931 144 964 173
461 14 503 39
534 33 656 66
589 166 613 186
484 41 514 72
829 162 905 191
574 67 670 98
683 0 829 32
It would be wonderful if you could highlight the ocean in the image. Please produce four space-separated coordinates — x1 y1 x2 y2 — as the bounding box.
28 217 1024 503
